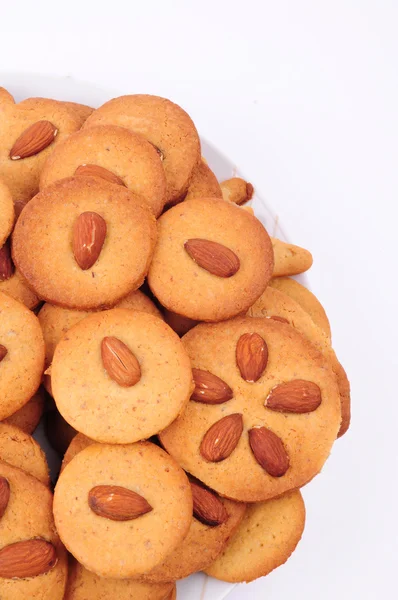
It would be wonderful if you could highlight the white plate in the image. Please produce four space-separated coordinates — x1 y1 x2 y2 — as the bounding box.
1 72 294 600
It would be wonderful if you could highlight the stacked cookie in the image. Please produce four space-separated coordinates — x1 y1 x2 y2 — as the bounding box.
0 87 349 599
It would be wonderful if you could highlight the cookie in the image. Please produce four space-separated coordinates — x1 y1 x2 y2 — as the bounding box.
0 178 14 247
40 125 167 217
54 442 192 578
0 291 44 420
205 490 305 582
0 88 82 209
160 316 341 502
46 411 77 456
0 256 41 308
141 479 246 582
271 237 313 276
163 309 199 337
0 422 49 485
0 461 68 599
12 176 157 309
84 94 201 205
61 432 93 473
148 197 274 321
270 276 332 339
4 388 45 434
62 102 94 126
184 161 222 201
220 177 254 206
52 309 193 443
247 286 350 437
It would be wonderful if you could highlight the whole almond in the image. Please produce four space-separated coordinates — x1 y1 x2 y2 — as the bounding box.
75 164 126 187
184 239 240 278
9 120 58 160
101 336 141 387
191 368 233 405
0 539 57 579
0 241 14 282
0 476 10 519
190 480 228 527
200 413 243 463
72 211 107 270
0 345 8 363
248 426 289 477
236 333 268 382
88 485 152 521
266 380 322 413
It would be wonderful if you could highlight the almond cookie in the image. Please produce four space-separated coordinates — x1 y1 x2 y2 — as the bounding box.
52 309 193 443
4 388 45 434
54 442 192 578
141 479 246 582
12 176 157 309
61 433 93 473
84 94 201 205
65 558 174 600
270 276 332 339
160 317 341 502
0 422 49 485
40 125 167 217
18 97 94 128
247 286 350 437
0 178 14 247
205 490 305 582
148 197 274 321
271 237 313 277
0 88 82 209
220 177 254 206
0 461 68 599
184 161 222 201
0 291 45 420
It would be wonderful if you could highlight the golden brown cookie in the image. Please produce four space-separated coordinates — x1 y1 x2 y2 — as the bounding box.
184 161 222 201
0 178 14 247
205 490 305 582
220 177 254 206
12 176 157 309
148 198 274 321
46 411 77 456
54 442 192 578
84 94 201 205
62 102 94 126
269 277 332 339
271 237 313 276
0 88 82 209
0 291 44 420
4 388 45 434
160 317 341 502
52 309 193 443
61 432 93 473
0 461 68 599
0 422 49 485
40 125 167 217
0 259 41 309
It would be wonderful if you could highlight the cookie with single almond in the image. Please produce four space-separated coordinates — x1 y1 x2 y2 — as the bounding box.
4 388 45 434
0 422 49 485
205 490 305 582
184 160 222 201
12 176 157 309
54 441 192 578
160 316 341 502
148 197 274 321
271 237 313 276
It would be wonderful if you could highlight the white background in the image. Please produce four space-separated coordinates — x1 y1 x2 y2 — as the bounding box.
0 1 397 598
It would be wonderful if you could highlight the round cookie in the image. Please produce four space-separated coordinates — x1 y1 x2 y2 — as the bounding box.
184 161 222 201
0 422 49 485
160 317 341 502
220 177 254 206
84 94 201 205
52 309 193 443
0 178 14 247
4 388 45 434
271 237 313 277
65 558 174 600
0 266 41 309
12 176 157 309
18 97 94 128
40 125 167 217
0 291 45 420
247 286 350 437
61 432 93 473
54 442 193 578
0 89 82 209
148 197 274 321
0 461 68 599
270 276 332 339
205 490 305 583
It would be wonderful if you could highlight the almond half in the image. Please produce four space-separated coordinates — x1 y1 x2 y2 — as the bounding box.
0 476 10 519
9 120 58 160
101 336 141 387
0 539 57 579
190 480 228 527
236 333 268 382
248 426 289 477
266 380 322 413
75 164 126 187
0 241 14 282
184 239 240 278
0 345 8 363
72 211 107 271
191 368 233 405
200 413 243 463
88 485 152 521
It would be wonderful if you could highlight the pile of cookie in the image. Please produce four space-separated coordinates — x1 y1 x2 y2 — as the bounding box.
0 87 350 600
